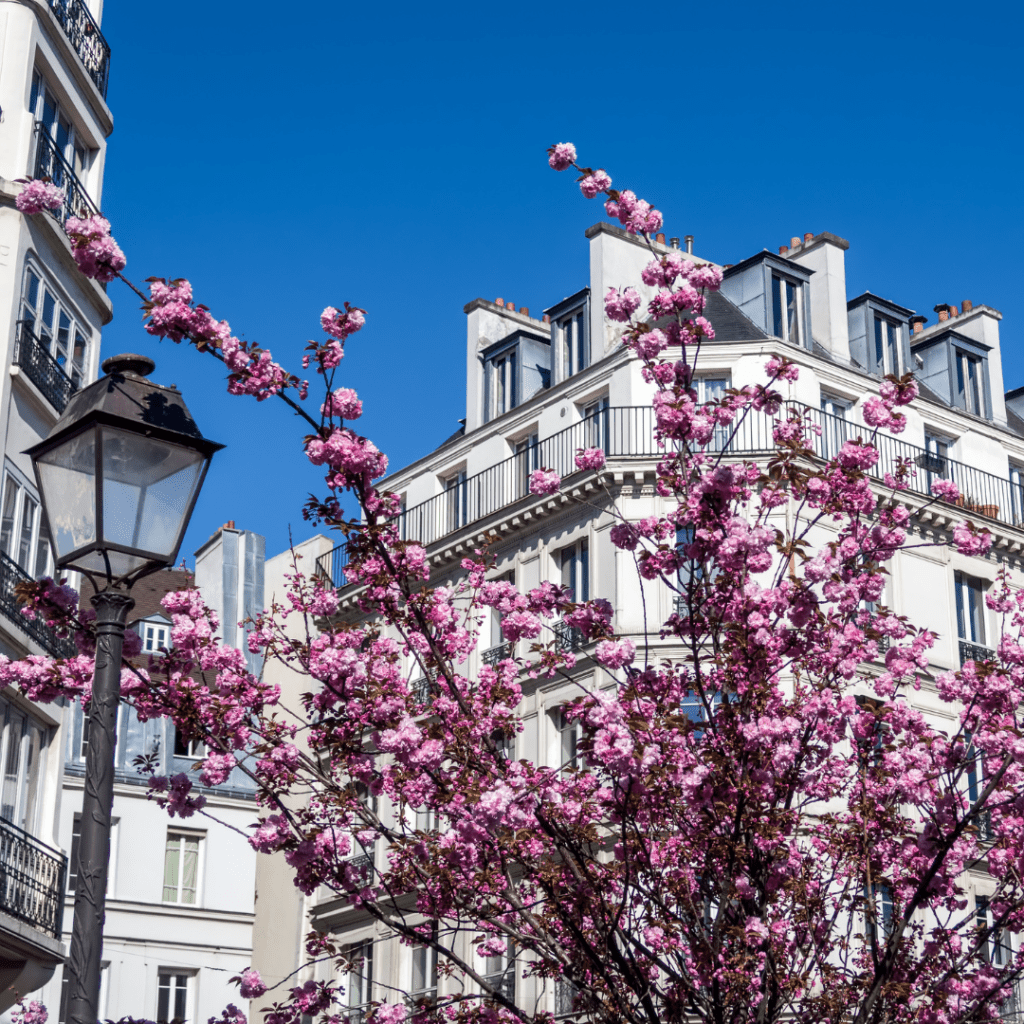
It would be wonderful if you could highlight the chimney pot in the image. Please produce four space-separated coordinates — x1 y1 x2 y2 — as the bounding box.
543 314 551 324
669 237 680 248
495 298 504 307
962 299 973 312
950 305 959 318
790 236 801 248
804 232 814 243
779 245 789 255
655 233 666 244
684 234 694 254
519 306 528 316
910 315 927 335
934 303 951 322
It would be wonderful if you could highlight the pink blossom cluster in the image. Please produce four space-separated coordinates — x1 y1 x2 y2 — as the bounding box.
65 215 126 283
529 468 561 495
15 179 63 215
11 1001 48 1024
603 189 663 235
321 387 362 420
547 142 577 170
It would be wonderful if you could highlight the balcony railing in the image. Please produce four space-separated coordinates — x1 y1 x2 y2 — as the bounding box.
959 639 994 665
316 401 1024 587
553 621 586 652
0 817 67 937
483 642 513 666
0 551 76 658
47 0 110 97
32 125 101 229
15 321 77 413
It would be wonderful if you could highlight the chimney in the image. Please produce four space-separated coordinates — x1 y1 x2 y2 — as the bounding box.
684 235 694 254
779 245 789 255
962 299 974 312
790 236 801 248
224 520 236 530
950 305 959 318
655 233 666 244
495 298 504 307
669 237 680 249
910 315 927 335
803 232 813 243
934 303 951 322
519 306 528 316
543 314 551 324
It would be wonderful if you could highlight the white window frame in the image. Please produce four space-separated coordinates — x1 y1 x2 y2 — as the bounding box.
0 697 48 834
442 468 468 532
20 260 89 389
488 346 519 421
956 349 985 416
140 616 172 655
554 707 580 771
156 968 196 1024
410 925 438 1006
955 571 988 656
346 939 374 1024
0 464 52 580
481 936 515 1002
513 432 539 498
557 304 589 380
559 539 589 603
873 316 903 376
771 273 803 345
581 395 609 452
162 829 204 906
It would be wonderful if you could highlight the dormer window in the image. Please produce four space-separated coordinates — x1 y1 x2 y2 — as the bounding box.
481 331 550 423
873 317 902 375
771 274 802 345
489 348 518 420
957 351 983 416
544 289 590 384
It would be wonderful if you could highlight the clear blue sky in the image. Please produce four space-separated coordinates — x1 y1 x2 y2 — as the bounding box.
96 0 1024 569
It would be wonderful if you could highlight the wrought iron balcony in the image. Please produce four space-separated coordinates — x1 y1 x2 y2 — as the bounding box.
32 125 101 229
0 551 76 658
483 970 515 1003
346 850 374 884
553 621 585 652
47 0 110 97
555 979 581 1019
0 817 67 937
315 399 1024 591
483 642 513 665
411 675 437 705
15 321 77 413
959 639 994 665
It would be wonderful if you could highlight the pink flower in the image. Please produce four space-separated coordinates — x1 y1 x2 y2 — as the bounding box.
321 387 363 420
238 968 267 999
16 180 63 215
12 1001 48 1024
594 638 635 669
320 305 365 341
575 447 606 471
765 356 799 382
605 287 641 323
862 396 892 428
579 170 611 198
547 142 577 171
953 521 993 556
931 478 960 502
65 215 126 283
529 468 561 495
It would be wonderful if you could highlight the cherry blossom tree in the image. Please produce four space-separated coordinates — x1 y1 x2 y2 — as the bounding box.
8 149 1024 1024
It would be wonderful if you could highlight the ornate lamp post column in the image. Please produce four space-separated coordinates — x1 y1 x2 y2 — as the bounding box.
26 354 223 1024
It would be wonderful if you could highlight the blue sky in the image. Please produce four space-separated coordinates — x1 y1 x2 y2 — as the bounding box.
96 0 1024 568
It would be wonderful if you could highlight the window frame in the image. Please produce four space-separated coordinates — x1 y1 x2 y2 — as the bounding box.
0 463 52 580
559 538 590 603
872 316 903 376
156 968 195 1024
545 289 591 385
442 467 468 532
487 344 519 422
954 571 987 646
20 260 89 389
0 696 48 834
410 925 439 1007
29 70 91 179
345 939 374 1024
161 829 204 906
770 272 804 346
580 396 609 453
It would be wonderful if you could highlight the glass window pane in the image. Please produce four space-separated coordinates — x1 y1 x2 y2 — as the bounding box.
181 837 199 904
1 477 19 558
786 281 799 344
101 428 205 558
34 515 51 579
41 88 57 135
56 312 70 362
18 493 37 571
162 836 180 902
19 722 43 833
41 291 56 343
157 977 170 1023
173 976 187 1021
24 271 40 316
771 275 783 338
1 711 24 824
37 430 97 559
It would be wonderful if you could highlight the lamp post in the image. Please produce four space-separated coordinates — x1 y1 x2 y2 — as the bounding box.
26 354 223 1024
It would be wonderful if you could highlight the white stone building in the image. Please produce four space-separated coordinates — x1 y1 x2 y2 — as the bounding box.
0 0 111 1009
251 220 1024 1018
36 525 264 1024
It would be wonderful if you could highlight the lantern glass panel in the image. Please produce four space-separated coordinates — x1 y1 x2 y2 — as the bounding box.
35 427 97 560
100 426 206 559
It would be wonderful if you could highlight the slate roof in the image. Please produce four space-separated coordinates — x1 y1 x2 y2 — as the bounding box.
704 290 768 342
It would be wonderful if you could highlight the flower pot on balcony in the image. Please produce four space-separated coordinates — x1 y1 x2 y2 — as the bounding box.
976 504 999 519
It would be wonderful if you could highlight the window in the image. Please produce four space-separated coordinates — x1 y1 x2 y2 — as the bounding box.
20 264 88 389
560 540 589 603
444 470 468 532
141 619 171 654
30 72 89 178
820 394 851 460
346 941 373 1024
1011 464 1024 526
955 572 987 650
977 895 1012 965
555 978 580 1019
488 348 518 421
173 728 205 759
921 432 951 491
410 927 438 1007
771 274 802 345
695 377 729 451
676 526 705 597
0 470 51 578
483 938 515 1002
556 708 579 770
956 350 985 416
156 970 193 1024
514 434 539 498
965 734 993 842
558 306 589 379
162 831 201 904
873 317 902 376
865 883 894 943
582 397 609 452
681 689 722 738
0 699 46 833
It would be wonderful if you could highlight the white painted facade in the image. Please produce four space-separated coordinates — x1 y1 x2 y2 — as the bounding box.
37 528 264 1024
251 221 1024 1018
0 0 111 1010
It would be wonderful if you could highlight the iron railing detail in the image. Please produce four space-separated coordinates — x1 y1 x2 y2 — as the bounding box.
959 639 995 665
483 642 513 665
14 321 77 412
410 676 437 705
315 401 1024 587
0 551 75 658
484 970 515 1002
555 979 581 1018
32 126 101 229
0 817 67 937
47 0 110 97
553 621 585 652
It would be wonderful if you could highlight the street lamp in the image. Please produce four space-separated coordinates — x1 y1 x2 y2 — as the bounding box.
26 354 223 1024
